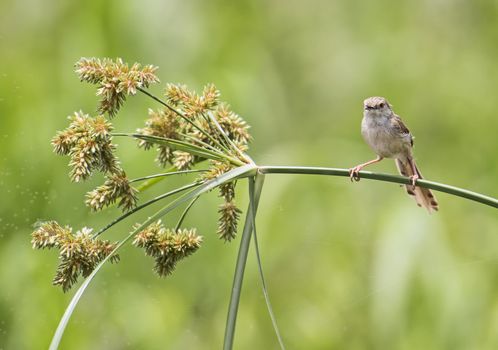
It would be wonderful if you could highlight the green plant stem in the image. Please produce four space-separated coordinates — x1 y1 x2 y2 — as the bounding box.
135 161 208 192
258 166 498 208
223 174 265 350
174 196 200 231
249 174 285 349
178 131 225 153
129 169 207 184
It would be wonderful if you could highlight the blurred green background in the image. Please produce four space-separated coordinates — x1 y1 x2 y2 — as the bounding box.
1 0 498 349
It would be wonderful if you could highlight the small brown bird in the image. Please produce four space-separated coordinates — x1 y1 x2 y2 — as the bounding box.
349 97 438 212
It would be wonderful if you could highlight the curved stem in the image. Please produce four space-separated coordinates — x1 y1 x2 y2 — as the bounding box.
258 166 498 208
174 196 200 231
249 174 285 349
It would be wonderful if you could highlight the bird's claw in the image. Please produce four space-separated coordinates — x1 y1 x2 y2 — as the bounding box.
349 166 362 182
409 174 419 189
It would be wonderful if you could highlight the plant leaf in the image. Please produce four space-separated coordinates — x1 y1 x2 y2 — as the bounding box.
249 174 285 349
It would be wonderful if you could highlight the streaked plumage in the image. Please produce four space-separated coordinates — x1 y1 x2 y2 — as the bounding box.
350 96 438 212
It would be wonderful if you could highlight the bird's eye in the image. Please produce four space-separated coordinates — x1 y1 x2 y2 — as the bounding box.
379 103 385 108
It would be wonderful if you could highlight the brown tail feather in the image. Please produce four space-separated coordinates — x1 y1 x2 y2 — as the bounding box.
395 158 438 213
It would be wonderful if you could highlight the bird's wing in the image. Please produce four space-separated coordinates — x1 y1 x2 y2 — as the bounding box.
391 114 413 146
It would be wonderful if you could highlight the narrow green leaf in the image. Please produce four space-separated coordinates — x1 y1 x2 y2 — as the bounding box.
249 174 285 349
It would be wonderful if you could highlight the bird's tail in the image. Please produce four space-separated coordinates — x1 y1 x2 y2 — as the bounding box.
395 158 438 213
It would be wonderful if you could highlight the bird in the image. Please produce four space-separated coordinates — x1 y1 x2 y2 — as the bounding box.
349 96 438 212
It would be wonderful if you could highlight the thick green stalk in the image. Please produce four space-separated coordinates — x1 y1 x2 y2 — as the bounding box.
224 175 265 350
258 166 498 208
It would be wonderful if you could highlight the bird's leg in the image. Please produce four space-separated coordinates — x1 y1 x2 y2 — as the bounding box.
406 157 419 188
349 156 383 182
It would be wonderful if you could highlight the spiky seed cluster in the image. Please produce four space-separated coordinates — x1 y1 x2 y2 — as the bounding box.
85 171 138 212
200 161 235 199
31 221 119 292
133 221 202 277
75 57 159 117
215 104 251 150
40 59 257 293
217 201 242 242
200 162 242 241
137 108 180 166
51 111 120 182
138 83 251 172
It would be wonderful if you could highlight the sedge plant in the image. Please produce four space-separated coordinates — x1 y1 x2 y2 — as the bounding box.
32 58 498 350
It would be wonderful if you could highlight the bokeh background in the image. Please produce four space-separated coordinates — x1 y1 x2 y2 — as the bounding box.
1 0 498 349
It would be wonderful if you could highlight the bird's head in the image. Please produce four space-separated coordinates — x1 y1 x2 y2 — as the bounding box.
363 96 392 117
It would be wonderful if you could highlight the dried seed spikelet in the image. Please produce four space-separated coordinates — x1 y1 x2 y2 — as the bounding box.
52 111 120 182
132 221 163 257
201 83 221 110
31 221 72 249
75 57 159 117
85 170 138 212
164 83 193 107
173 151 196 171
215 104 251 146
156 146 175 167
200 161 233 182
133 221 202 277
153 228 202 277
217 200 242 242
164 83 218 119
137 108 181 166
32 222 119 292
54 227 119 292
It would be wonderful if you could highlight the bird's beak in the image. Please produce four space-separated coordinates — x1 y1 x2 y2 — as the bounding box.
364 106 373 111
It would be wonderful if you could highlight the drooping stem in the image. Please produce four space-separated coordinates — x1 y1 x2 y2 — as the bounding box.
258 166 498 208
223 174 265 350
174 196 200 231
249 174 285 349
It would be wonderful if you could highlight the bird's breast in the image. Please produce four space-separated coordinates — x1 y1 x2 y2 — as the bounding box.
361 116 411 158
